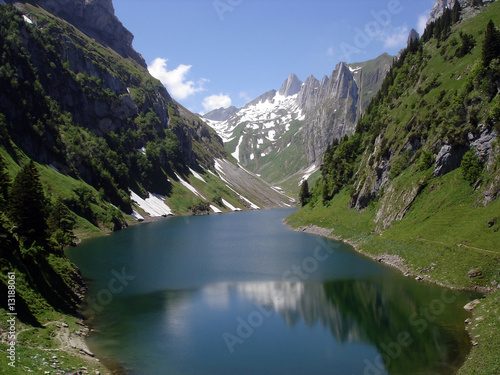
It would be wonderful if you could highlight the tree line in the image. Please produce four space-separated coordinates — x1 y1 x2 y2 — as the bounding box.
0 158 75 257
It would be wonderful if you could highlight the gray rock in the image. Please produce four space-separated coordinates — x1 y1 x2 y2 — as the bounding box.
278 73 303 97
433 144 466 177
407 29 419 46
9 0 146 67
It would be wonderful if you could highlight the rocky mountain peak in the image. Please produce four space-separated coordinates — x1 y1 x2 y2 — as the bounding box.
407 28 419 46
297 74 320 109
9 0 147 67
278 73 303 97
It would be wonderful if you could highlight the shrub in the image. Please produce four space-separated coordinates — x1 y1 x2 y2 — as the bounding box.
461 149 483 185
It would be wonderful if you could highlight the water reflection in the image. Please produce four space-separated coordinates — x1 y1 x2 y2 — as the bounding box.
200 278 471 375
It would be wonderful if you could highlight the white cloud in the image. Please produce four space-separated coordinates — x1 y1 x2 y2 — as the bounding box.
326 46 335 57
381 25 409 48
417 10 431 36
148 57 206 100
202 93 232 113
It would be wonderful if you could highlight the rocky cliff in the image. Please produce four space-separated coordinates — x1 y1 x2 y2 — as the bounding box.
3 0 226 174
203 53 392 190
8 0 146 67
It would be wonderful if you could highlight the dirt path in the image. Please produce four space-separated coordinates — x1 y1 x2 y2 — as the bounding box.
418 238 499 254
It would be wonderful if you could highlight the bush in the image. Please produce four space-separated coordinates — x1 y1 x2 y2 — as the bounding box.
461 149 483 185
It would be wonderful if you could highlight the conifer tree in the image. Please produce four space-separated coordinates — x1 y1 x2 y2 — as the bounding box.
48 198 76 250
8 160 48 246
452 0 461 24
482 20 500 67
299 179 311 207
0 157 10 211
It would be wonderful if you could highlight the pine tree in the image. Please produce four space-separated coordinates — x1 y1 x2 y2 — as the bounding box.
482 20 500 67
452 0 461 24
299 179 311 207
0 157 10 211
8 160 48 246
47 198 76 250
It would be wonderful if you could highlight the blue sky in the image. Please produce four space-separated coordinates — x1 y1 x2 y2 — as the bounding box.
113 0 436 114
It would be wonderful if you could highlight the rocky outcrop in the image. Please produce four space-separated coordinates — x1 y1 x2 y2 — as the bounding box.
433 143 467 177
407 29 420 45
302 62 359 165
9 0 147 67
374 181 425 230
468 125 498 167
297 75 320 109
279 73 303 97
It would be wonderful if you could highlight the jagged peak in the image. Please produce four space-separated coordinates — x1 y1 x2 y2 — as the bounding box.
278 73 303 97
304 74 319 85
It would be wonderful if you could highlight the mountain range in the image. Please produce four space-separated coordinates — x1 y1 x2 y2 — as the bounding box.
202 53 393 191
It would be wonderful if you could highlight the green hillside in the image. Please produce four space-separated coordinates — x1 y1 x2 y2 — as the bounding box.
0 3 278 372
288 2 500 373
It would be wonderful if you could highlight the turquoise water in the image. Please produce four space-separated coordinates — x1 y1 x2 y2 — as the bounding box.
67 209 473 375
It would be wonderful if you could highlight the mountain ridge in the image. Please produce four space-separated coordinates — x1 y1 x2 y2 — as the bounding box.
202 53 393 191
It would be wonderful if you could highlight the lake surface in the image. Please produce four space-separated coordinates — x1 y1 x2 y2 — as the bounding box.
67 208 474 375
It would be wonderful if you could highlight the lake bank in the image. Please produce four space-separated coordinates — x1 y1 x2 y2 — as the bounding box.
66 208 477 375
284 198 500 375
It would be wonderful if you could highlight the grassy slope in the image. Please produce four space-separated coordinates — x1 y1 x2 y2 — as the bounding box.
287 3 500 374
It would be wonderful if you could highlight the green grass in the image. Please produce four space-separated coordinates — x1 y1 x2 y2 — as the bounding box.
288 168 499 289
287 168 499 375
0 309 108 374
457 289 500 375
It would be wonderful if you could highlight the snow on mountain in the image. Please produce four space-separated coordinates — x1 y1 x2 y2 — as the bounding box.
201 54 393 188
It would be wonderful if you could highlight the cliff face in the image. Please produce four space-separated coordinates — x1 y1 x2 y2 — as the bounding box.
302 62 360 165
3 1 226 172
8 0 147 67
203 53 392 188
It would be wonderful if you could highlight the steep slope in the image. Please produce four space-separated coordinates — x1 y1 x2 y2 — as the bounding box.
288 2 500 372
0 0 289 223
203 53 392 192
0 0 293 373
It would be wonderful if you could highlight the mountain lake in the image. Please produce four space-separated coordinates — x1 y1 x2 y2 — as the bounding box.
67 208 476 375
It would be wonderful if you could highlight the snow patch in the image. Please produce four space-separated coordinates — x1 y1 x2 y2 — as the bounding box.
250 153 255 160
189 167 206 183
175 173 207 200
267 130 276 141
298 164 319 185
130 191 173 217
210 205 222 214
23 15 33 24
349 66 362 73
222 198 242 212
130 210 144 221
231 136 243 162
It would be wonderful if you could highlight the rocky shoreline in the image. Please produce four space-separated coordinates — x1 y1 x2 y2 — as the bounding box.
289 223 412 275
285 222 495 294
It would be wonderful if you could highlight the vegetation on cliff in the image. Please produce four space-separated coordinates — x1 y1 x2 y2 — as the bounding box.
288 2 500 373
